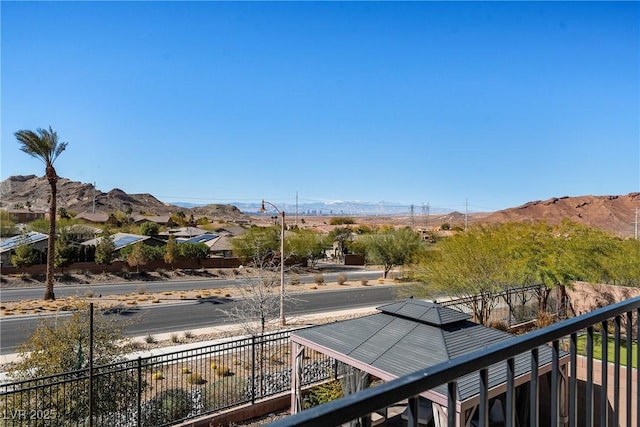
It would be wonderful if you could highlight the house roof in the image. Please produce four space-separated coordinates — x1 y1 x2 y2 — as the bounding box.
132 214 172 224
81 232 151 251
75 211 110 223
181 234 219 244
208 235 234 251
291 299 564 403
214 226 247 237
0 232 48 253
160 227 209 237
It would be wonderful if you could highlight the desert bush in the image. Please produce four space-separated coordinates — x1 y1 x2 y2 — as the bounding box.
184 330 195 339
289 274 301 285
329 216 355 225
186 373 206 385
140 389 193 427
170 333 180 343
361 279 369 286
313 273 325 285
216 365 232 377
536 312 555 328
488 320 510 332
136 284 146 295
145 334 157 344
337 273 348 285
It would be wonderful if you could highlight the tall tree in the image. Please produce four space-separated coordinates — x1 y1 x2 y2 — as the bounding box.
411 224 515 324
95 230 116 265
0 210 17 237
328 227 353 261
15 127 68 300
286 229 329 268
164 235 179 269
360 227 424 279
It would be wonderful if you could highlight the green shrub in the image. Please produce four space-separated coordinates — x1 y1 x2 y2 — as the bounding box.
202 376 248 411
141 389 193 427
304 380 343 409
329 217 355 225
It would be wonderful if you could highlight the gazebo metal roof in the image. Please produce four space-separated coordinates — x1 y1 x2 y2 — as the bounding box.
291 299 562 404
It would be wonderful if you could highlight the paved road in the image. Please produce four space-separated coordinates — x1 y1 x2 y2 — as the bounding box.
0 269 383 302
0 285 399 354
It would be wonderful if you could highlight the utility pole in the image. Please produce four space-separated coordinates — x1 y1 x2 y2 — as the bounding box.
635 207 638 240
465 199 469 230
295 191 298 226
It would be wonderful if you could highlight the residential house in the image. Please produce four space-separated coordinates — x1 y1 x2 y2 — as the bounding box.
0 231 48 265
81 232 166 259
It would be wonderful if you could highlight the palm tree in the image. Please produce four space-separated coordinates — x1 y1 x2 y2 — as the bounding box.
15 127 68 300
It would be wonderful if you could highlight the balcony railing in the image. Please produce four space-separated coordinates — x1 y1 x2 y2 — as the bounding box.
267 296 640 427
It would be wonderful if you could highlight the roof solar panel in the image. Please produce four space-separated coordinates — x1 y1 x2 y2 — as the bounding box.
113 235 144 249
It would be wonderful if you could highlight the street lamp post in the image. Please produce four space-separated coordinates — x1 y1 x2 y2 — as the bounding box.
260 200 286 326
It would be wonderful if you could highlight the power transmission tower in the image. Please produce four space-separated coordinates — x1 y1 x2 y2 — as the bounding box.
409 204 415 228
422 203 430 229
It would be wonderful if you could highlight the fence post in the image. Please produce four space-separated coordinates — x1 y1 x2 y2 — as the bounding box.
251 335 256 404
137 357 142 427
89 303 94 427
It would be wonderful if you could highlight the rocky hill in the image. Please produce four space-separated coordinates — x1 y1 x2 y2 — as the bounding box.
482 193 640 238
2 175 638 237
0 175 246 221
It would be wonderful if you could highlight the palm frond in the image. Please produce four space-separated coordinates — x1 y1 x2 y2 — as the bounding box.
15 126 68 166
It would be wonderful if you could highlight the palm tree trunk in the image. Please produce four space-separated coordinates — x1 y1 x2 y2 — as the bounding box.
44 167 58 300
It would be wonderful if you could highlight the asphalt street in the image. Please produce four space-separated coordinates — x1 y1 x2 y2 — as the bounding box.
0 270 383 302
0 285 400 354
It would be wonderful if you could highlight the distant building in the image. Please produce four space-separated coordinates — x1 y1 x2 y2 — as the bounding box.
6 209 46 223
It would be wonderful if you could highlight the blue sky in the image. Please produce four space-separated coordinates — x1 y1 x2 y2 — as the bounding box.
2 1 638 213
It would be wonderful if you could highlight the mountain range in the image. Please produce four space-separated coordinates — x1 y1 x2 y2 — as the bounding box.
1 175 638 238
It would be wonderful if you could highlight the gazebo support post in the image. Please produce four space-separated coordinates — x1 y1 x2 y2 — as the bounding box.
291 342 305 414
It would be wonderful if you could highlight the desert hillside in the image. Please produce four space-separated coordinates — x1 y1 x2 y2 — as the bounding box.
0 175 246 221
1 175 638 237
483 194 640 237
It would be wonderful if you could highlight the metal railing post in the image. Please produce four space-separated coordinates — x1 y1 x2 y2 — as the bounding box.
137 357 142 427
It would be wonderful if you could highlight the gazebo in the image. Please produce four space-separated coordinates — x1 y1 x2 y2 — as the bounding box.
290 299 570 426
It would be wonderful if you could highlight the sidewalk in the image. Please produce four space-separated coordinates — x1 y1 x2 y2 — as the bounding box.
0 306 379 383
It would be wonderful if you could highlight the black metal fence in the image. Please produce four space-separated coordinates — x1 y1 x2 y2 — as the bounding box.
439 283 556 326
0 330 332 427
